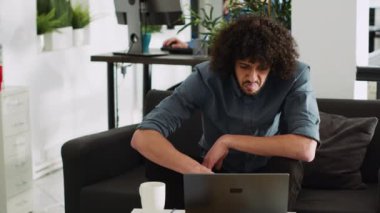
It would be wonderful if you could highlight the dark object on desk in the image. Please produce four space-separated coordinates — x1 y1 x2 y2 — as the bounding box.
161 46 193 55
113 49 169 57
62 90 380 213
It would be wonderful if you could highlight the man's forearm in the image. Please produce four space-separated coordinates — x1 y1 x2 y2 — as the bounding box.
225 134 317 162
131 129 212 174
203 133 317 170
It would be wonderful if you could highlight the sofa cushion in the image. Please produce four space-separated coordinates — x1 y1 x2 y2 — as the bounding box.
295 184 379 213
303 112 378 189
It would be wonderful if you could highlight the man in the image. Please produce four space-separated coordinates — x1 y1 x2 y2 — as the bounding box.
132 15 320 211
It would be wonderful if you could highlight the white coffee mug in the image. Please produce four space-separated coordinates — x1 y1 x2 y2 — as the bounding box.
139 181 166 212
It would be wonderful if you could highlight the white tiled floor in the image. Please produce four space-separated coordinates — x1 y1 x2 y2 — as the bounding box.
32 169 65 213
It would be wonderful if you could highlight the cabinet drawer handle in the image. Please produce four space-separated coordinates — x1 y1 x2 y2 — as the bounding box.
13 122 25 127
6 100 23 107
15 180 27 187
15 199 28 206
15 161 26 167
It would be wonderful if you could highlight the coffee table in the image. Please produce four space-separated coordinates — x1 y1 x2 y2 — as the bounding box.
131 209 185 213
132 209 295 213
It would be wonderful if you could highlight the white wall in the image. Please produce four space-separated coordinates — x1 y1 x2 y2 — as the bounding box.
371 0 380 8
292 0 369 99
1 0 192 177
0 0 3 46
355 0 371 99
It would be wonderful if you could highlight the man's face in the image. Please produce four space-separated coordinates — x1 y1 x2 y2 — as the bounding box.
234 59 271 95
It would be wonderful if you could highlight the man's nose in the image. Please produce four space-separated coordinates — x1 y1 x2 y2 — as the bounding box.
247 69 259 81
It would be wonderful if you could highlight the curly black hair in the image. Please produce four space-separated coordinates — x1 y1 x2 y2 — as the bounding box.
210 15 299 80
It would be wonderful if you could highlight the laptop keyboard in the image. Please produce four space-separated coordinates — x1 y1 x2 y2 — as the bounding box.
160 46 193 55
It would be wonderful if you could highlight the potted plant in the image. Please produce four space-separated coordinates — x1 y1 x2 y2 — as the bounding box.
177 0 292 54
43 0 73 50
177 4 228 56
36 8 60 51
71 3 91 46
141 25 162 53
228 0 292 29
178 4 225 48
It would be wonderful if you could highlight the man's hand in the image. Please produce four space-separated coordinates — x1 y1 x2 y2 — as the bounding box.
162 37 189 48
202 135 230 170
132 129 213 174
187 164 214 174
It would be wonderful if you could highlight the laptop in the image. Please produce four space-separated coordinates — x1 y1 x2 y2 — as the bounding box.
184 173 289 213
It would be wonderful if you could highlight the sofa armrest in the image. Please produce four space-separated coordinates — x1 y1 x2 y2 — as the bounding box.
61 124 142 213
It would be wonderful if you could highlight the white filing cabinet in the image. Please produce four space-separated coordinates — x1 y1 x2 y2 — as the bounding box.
0 87 33 213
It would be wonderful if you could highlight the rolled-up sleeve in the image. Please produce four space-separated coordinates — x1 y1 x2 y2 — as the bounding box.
137 66 208 137
281 65 320 142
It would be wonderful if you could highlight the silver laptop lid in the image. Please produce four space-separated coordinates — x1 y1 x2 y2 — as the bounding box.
184 173 289 213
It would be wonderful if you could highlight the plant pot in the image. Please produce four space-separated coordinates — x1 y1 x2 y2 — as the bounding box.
37 34 45 52
73 27 90 46
44 26 73 51
142 33 151 53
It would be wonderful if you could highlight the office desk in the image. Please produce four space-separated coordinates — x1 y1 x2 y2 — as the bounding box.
91 53 208 129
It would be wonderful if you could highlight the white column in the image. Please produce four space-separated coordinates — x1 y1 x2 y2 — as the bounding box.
292 0 369 99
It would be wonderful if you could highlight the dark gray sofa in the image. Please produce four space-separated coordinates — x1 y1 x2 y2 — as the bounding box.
62 90 380 213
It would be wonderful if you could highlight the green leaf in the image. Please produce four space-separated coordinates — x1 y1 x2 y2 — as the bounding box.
209 5 214 20
71 3 91 29
177 22 193 34
201 8 210 21
37 8 61 34
50 0 72 28
37 0 52 15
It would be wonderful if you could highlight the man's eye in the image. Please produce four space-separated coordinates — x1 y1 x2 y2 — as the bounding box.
240 64 250 69
258 65 268 70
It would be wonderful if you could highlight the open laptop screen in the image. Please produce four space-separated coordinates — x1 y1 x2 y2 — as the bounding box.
184 173 289 213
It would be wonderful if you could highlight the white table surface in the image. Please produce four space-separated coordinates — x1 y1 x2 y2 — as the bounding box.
132 209 185 213
132 209 295 213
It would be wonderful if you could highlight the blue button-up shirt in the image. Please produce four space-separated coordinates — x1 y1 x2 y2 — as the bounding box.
138 61 320 172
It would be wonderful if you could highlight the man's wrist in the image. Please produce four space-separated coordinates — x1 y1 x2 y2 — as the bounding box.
181 159 203 174
221 134 232 149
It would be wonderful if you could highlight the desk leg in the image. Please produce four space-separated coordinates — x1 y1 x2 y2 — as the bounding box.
107 62 116 129
377 82 380 99
143 63 151 99
370 30 375 53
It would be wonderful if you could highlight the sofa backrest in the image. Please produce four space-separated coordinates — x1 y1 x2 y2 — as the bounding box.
317 99 380 183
